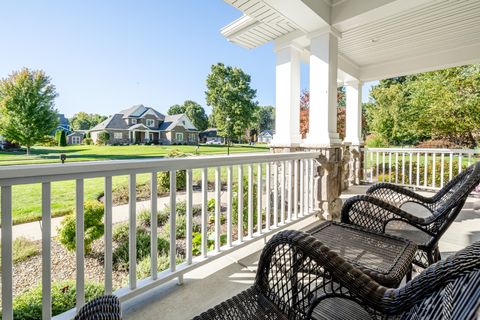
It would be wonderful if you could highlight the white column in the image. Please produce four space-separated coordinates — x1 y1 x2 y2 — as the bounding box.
305 30 341 146
344 80 363 145
271 44 302 146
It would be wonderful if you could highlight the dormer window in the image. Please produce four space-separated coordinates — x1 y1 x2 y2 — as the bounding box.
146 119 155 127
131 119 137 124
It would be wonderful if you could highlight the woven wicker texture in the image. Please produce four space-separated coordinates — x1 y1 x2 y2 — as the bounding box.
342 161 480 268
193 231 480 320
307 222 416 287
74 295 121 320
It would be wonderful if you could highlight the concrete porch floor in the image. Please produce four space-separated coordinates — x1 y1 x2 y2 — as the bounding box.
122 185 480 320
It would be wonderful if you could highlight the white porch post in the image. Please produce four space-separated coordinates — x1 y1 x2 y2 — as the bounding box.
271 43 302 147
344 80 363 145
305 30 341 146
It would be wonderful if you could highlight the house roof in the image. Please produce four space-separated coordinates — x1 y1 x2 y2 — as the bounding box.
67 131 85 137
259 130 273 136
90 114 128 131
119 104 165 119
159 114 198 131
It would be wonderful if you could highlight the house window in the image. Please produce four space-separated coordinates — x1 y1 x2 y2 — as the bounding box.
189 134 196 142
114 132 123 139
175 132 183 141
146 119 155 127
131 119 137 124
72 136 81 144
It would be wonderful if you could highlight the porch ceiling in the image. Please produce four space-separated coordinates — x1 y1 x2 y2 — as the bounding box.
222 0 480 81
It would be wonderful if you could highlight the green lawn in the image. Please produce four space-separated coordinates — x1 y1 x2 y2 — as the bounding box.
1 144 269 225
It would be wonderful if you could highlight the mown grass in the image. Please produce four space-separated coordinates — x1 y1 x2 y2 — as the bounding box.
0 144 268 224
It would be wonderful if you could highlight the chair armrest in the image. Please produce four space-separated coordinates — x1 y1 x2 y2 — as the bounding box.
74 295 121 320
367 183 434 210
341 195 430 233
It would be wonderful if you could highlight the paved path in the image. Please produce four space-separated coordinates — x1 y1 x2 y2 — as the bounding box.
5 190 229 241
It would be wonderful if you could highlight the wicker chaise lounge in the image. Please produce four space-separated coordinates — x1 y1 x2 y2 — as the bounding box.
341 161 480 268
193 230 480 320
74 295 121 320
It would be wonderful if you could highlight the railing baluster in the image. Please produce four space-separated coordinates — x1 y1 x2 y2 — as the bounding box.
248 164 254 237
280 161 286 223
409 152 413 186
424 152 428 188
186 169 193 262
128 174 136 290
402 152 406 185
265 163 271 230
42 182 52 319
226 166 233 247
432 154 436 189
293 160 299 219
215 167 221 251
287 160 293 222
299 159 304 216
76 179 85 307
1 186 13 320
309 159 314 212
257 164 263 234
468 153 472 167
416 153 421 187
440 153 445 188
104 176 113 291
169 171 177 272
201 168 208 257
376 152 379 181
458 153 463 174
370 151 373 181
382 152 386 182
238 165 244 241
449 153 454 181
304 159 309 213
388 152 392 182
273 162 278 228
395 152 398 184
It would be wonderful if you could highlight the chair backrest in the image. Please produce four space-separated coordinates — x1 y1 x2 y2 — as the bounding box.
383 241 480 319
427 161 480 235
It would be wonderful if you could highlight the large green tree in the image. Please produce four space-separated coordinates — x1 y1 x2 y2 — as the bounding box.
167 100 209 131
0 68 58 154
205 63 258 139
70 112 107 130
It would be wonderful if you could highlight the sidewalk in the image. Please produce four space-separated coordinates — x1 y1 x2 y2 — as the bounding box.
4 190 228 241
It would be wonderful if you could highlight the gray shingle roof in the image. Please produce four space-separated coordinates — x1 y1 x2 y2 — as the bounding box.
119 104 164 119
90 114 128 131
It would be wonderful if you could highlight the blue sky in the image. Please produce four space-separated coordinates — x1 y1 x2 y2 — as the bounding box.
0 1 375 118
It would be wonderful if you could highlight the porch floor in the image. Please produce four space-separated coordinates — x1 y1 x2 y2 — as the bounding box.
122 185 480 320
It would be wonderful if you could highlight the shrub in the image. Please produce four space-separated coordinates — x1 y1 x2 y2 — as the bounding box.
83 137 94 145
113 227 169 271
160 214 201 240
365 134 388 148
157 150 189 192
0 237 40 266
57 201 104 253
59 130 67 147
137 209 152 228
10 280 103 320
232 176 258 230
136 254 184 279
97 131 110 145
112 222 129 243
192 232 227 256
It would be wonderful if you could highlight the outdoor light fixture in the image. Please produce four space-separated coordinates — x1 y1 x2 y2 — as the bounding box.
60 154 67 164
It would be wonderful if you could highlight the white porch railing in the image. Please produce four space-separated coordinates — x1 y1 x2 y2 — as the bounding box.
0 151 320 320
364 147 480 190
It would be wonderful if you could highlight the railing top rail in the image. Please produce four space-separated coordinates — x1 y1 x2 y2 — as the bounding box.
0 151 320 186
365 147 479 154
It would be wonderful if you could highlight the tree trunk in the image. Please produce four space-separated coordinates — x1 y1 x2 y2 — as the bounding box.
26 146 30 155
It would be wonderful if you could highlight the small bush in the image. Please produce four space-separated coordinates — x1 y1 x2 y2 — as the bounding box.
10 280 103 320
192 232 227 256
136 254 184 279
57 201 104 253
112 222 129 243
232 176 258 230
137 209 152 228
157 150 189 192
97 131 110 145
83 137 94 145
365 134 388 148
161 215 201 240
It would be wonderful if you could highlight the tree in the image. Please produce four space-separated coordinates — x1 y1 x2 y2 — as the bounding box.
300 90 309 138
58 130 67 147
70 112 107 130
253 106 275 132
97 131 110 145
205 63 258 139
167 104 185 115
0 68 58 154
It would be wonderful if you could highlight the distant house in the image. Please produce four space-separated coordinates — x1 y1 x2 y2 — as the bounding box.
258 130 273 143
89 104 199 145
56 114 71 134
199 128 224 144
67 131 86 145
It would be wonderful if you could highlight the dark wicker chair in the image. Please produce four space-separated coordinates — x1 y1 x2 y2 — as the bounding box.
193 230 480 320
74 295 121 320
341 161 480 268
